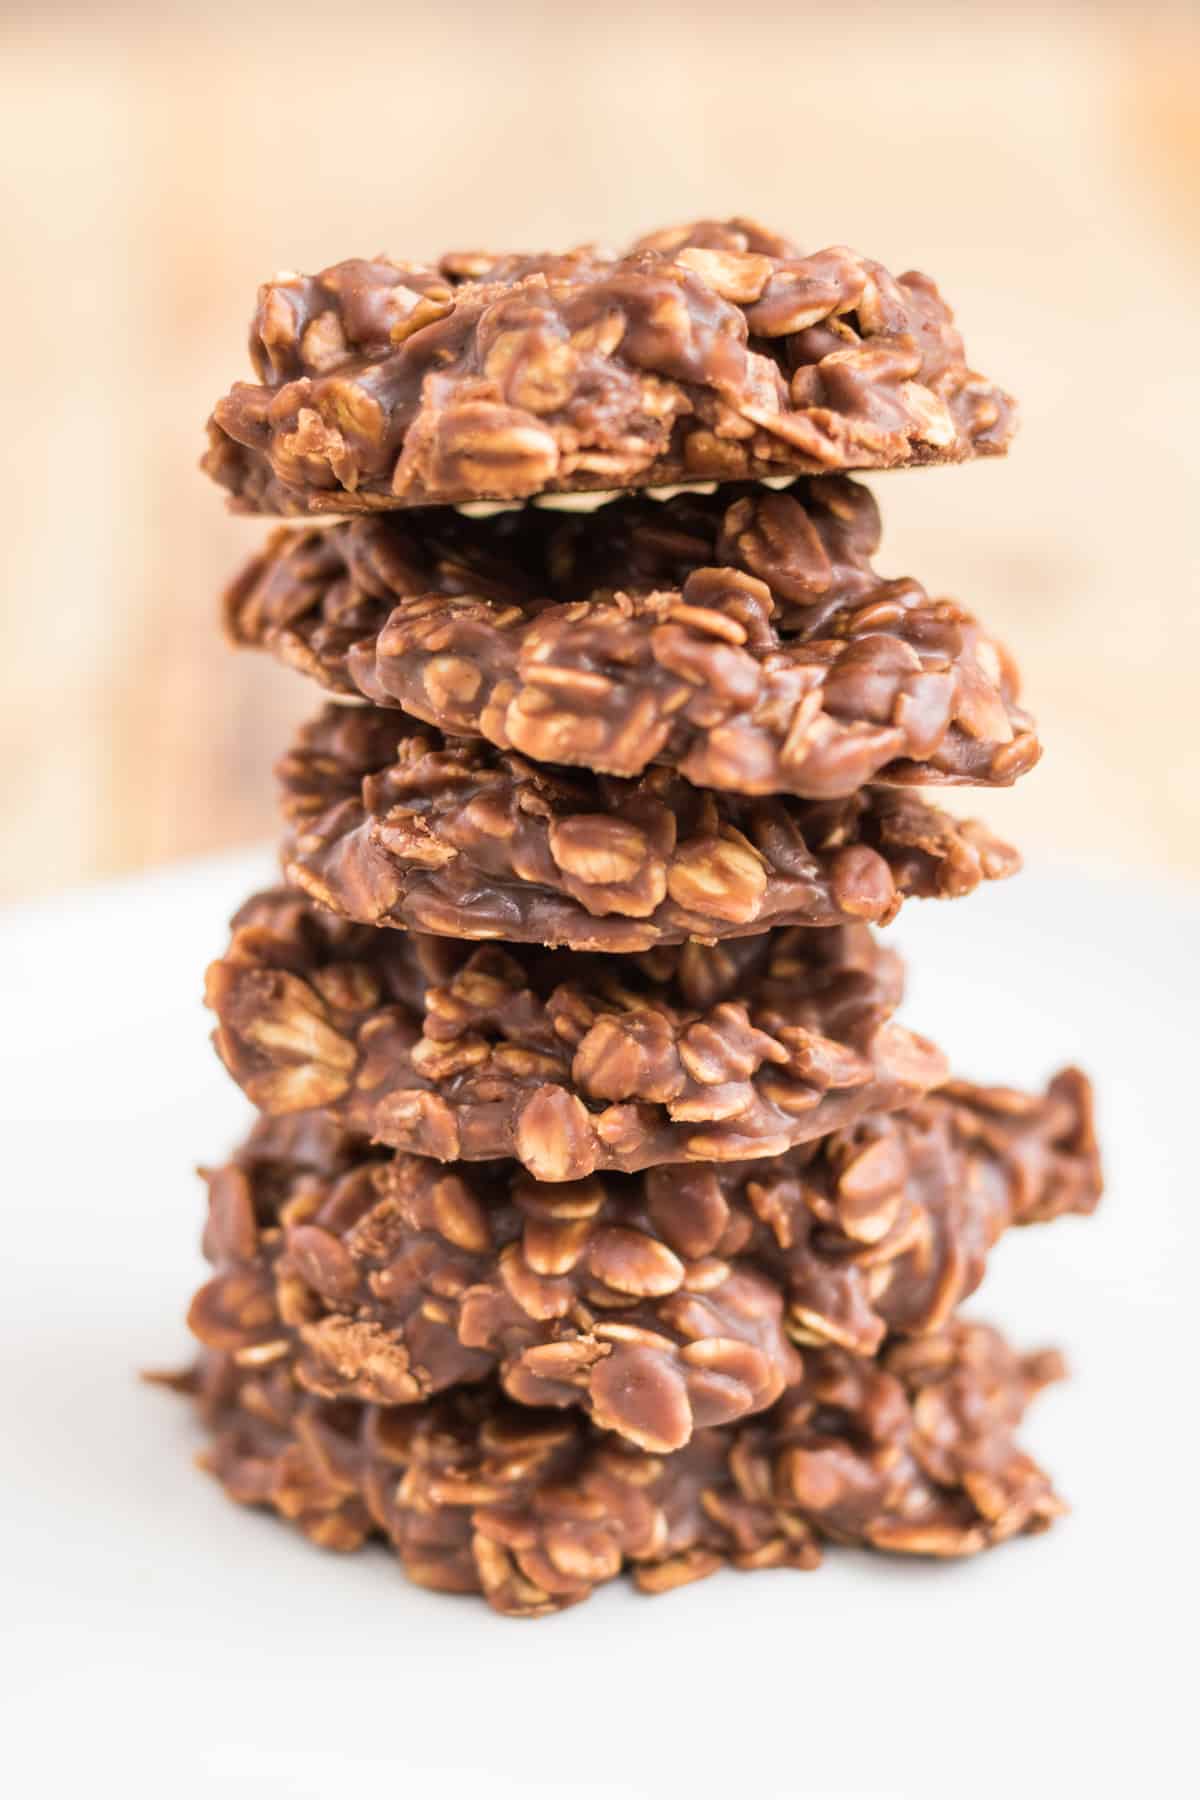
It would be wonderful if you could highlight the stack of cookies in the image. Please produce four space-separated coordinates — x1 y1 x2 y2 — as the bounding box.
180 218 1101 1615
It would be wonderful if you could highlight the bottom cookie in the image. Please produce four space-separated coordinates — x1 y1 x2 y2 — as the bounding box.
168 1319 1065 1617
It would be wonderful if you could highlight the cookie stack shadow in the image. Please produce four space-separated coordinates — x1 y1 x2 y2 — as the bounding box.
173 218 1102 1616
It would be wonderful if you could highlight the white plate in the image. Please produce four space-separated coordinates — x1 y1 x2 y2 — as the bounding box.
2 850 1194 1799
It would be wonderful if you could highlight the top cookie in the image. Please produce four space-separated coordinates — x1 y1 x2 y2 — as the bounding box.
203 217 1016 514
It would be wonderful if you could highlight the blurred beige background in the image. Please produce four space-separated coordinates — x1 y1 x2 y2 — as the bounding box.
2 0 1197 902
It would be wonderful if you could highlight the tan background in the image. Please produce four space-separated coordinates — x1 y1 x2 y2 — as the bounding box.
2 0 1197 902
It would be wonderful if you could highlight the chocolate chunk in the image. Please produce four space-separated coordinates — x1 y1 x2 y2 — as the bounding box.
181 1317 1064 1615
205 888 948 1177
203 219 1015 516
277 701 1021 950
188 1071 1098 1452
226 477 1039 796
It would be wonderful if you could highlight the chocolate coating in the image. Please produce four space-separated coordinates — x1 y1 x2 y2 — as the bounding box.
203 218 1015 515
227 477 1039 798
205 888 948 1178
177 1317 1064 1616
188 1071 1098 1450
278 701 1020 951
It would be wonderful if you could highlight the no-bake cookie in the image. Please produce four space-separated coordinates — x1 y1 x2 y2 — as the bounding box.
227 478 1038 796
179 1317 1063 1616
277 701 1019 950
188 1071 1097 1450
204 219 1015 515
206 888 947 1178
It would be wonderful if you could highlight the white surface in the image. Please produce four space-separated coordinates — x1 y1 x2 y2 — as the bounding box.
1 849 1195 1799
